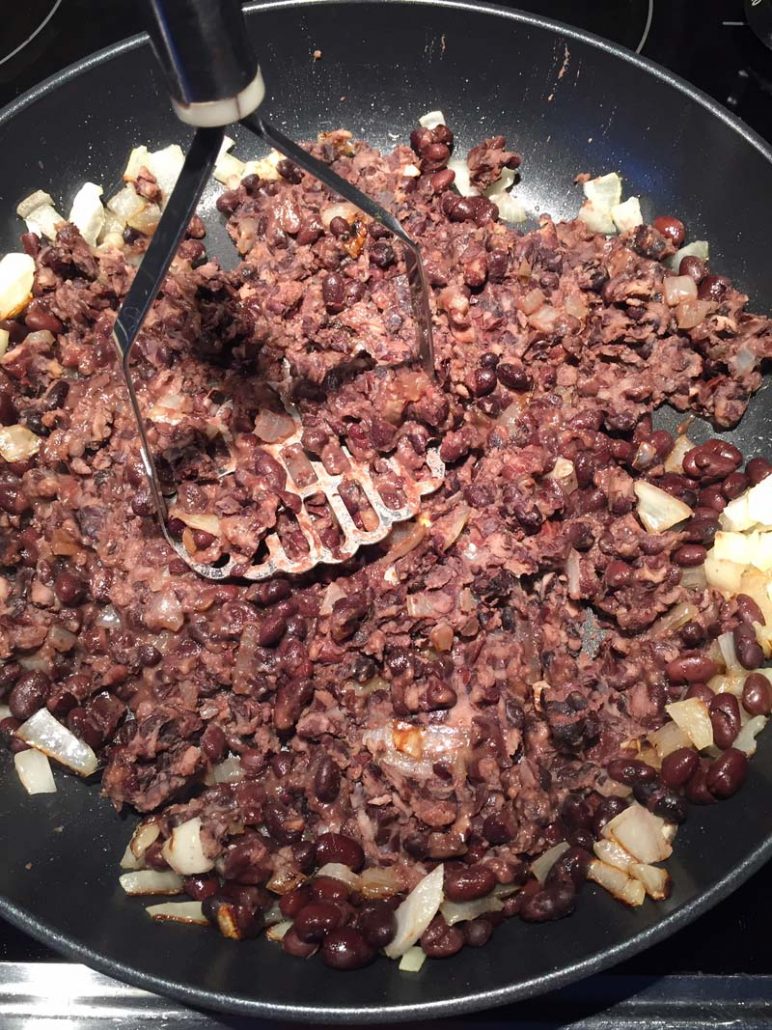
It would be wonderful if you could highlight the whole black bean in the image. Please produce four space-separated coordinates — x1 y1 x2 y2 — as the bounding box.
322 272 346 314
697 274 731 301
520 882 576 922
560 794 594 830
9 671 51 721
463 918 494 948
0 472 30 515
722 471 749 500
733 622 763 670
605 561 633 590
54 570 87 606
483 811 516 845
430 168 455 193
215 189 240 215
680 621 706 648
282 927 318 958
742 673 772 716
666 655 718 684
497 361 532 391
294 901 346 943
471 367 497 397
200 723 227 763
314 755 340 803
0 716 28 753
311 876 350 904
293 840 316 875
697 486 726 512
684 511 719 546
444 863 496 902
707 748 748 799
592 797 627 836
25 300 63 334
673 544 707 567
652 789 689 824
356 901 397 948
736 594 765 627
682 440 742 482
264 800 304 844
686 760 717 805
183 874 219 901
257 611 288 647
652 215 685 247
369 241 396 268
661 747 699 788
709 692 741 749
322 927 375 970
420 915 464 958
568 828 595 852
279 884 313 919
606 757 657 786
546 846 591 890
314 832 365 871
746 458 772 485
686 682 715 704
679 255 705 282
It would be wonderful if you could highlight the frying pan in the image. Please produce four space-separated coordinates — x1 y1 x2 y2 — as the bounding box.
1 0 771 1021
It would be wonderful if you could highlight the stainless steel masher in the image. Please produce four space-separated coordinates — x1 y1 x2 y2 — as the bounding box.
113 0 444 581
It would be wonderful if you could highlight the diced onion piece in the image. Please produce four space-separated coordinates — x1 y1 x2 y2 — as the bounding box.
119 870 184 896
418 110 446 130
168 510 221 537
717 630 740 671
266 866 306 896
630 863 671 900
16 708 98 776
0 328 8 358
320 202 359 229
147 144 185 201
68 182 104 246
266 920 292 943
578 200 616 235
253 408 296 443
446 157 476 197
359 865 402 900
592 839 632 873
161 816 214 875
25 203 65 240
0 424 41 463
675 299 712 330
667 239 709 272
212 753 243 784
548 457 578 494
316 864 361 889
0 252 35 319
709 673 745 697
634 481 692 533
440 894 504 927
130 821 160 862
384 864 444 959
146 901 207 925
680 565 708 590
653 601 699 637
611 196 643 232
661 822 678 844
126 202 161 235
664 275 698 306
489 190 527 223
485 167 516 197
119 843 143 871
704 553 745 595
733 715 767 756
17 189 55 219
531 841 570 884
587 859 646 907
432 503 470 552
604 804 672 864
107 185 147 221
583 172 623 210
648 721 692 759
14 749 56 795
746 475 772 528
664 435 694 474
123 145 151 182
665 698 714 751
242 150 283 181
398 946 427 973
214 151 246 187
721 494 752 533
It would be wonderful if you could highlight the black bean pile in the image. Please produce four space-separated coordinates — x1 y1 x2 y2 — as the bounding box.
0 122 771 970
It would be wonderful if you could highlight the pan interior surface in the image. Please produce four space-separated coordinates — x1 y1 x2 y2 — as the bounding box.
0 0 771 1020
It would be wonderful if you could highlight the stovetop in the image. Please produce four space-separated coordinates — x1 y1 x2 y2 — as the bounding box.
0 1 771 1025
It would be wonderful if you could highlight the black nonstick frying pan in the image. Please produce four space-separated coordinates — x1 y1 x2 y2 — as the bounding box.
0 0 771 1021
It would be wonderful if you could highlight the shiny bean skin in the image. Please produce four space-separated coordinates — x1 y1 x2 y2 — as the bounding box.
282 926 318 958
420 915 464 958
520 881 576 922
9 671 51 721
706 748 748 799
709 693 741 750
279 884 313 919
546 847 591 890
606 757 657 786
686 682 714 704
673 544 707 567
697 274 731 301
733 623 763 670
666 655 718 684
321 928 375 970
685 760 717 805
736 594 765 627
356 901 397 948
444 863 496 902
314 832 365 872
722 471 749 500
183 874 219 901
313 755 340 803
746 458 772 485
742 673 772 717
0 716 28 753
679 255 705 281
311 876 351 904
661 747 699 788
682 440 742 482
293 901 346 943
592 797 627 836
652 215 685 247
463 918 494 948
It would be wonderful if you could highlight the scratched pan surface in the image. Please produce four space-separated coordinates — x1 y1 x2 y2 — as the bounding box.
0 0 771 1021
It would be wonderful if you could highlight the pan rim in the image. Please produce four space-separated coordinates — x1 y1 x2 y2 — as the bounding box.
0 0 771 1020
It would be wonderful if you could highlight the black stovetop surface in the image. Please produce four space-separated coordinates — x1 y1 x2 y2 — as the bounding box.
0 0 770 1000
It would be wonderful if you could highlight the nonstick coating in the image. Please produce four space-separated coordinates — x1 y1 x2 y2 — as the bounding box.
0 0 771 1021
